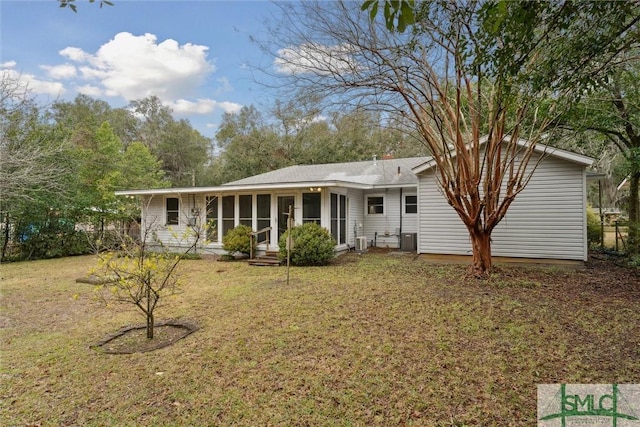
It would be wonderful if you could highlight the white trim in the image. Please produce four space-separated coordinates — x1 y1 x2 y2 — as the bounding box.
165 196 180 226
365 194 386 216
115 181 419 197
412 137 594 175
403 193 418 216
582 169 589 261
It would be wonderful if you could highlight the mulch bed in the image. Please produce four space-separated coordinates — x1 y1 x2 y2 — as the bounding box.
91 319 199 354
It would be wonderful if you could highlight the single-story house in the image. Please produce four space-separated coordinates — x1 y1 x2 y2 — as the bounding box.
115 139 594 262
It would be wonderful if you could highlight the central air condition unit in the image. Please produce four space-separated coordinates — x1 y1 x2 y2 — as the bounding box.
355 236 367 252
400 233 417 252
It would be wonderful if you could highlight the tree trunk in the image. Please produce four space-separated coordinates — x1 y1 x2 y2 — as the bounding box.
147 311 154 340
1 212 10 262
146 273 154 340
628 172 640 255
469 228 492 277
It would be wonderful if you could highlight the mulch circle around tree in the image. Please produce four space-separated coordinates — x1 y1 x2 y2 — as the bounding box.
91 320 199 354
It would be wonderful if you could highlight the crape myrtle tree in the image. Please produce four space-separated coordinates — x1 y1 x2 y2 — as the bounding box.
264 0 639 275
367 0 640 255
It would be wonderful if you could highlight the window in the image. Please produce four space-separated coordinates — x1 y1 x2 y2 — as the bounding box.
405 195 417 214
222 195 235 237
331 193 347 245
302 192 321 224
257 194 271 232
166 197 179 225
239 195 252 228
206 196 218 241
367 196 384 215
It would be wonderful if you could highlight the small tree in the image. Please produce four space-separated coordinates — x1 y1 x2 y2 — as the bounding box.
94 214 203 340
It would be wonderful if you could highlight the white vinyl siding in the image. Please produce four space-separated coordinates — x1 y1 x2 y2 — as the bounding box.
142 194 206 249
401 192 418 234
347 188 364 247
417 153 588 261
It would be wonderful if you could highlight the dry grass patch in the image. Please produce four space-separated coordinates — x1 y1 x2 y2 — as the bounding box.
1 253 638 426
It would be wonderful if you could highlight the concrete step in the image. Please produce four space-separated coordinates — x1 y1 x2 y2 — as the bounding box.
248 256 282 266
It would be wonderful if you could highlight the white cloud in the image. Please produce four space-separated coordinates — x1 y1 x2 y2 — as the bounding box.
274 42 359 75
59 32 214 102
41 64 77 79
168 98 242 115
59 47 91 62
1 60 17 69
216 101 243 114
76 84 102 97
1 68 64 97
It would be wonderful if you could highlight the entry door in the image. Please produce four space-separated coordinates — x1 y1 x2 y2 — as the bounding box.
277 195 295 241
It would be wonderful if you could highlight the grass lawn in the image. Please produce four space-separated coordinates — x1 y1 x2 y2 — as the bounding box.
1 252 639 426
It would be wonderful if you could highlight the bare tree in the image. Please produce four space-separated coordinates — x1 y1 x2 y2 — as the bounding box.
260 1 552 275
0 73 72 206
94 197 206 339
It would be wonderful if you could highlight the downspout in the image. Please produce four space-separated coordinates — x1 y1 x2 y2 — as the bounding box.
399 187 403 248
399 187 403 234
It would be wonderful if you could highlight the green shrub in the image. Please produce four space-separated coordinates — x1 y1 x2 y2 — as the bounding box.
278 222 336 266
628 253 640 268
586 206 602 248
222 224 254 254
16 225 92 260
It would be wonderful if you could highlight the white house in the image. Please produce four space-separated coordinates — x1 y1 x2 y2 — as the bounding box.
115 141 594 262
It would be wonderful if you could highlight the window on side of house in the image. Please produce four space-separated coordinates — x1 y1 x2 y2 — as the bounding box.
256 194 271 232
331 193 347 245
206 196 218 241
404 195 417 214
302 192 321 224
166 197 179 225
222 195 235 237
367 195 384 215
239 195 252 228
339 194 346 244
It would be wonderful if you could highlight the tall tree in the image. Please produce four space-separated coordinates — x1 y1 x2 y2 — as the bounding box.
0 74 83 260
213 105 282 183
52 95 139 148
559 57 640 253
130 96 211 186
157 119 210 187
1 80 74 207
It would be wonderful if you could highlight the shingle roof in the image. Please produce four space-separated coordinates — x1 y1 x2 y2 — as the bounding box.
223 156 431 188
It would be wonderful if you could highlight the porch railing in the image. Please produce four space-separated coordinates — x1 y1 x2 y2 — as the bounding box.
249 227 272 259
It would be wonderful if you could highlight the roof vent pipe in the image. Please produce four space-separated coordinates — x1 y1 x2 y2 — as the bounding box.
373 155 377 166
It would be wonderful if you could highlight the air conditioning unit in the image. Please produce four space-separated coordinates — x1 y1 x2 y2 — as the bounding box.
400 233 417 252
355 236 367 252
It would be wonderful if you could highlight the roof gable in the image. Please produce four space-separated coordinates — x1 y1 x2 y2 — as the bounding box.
412 137 594 175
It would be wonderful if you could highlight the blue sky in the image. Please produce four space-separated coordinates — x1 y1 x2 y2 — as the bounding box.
1 0 283 137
